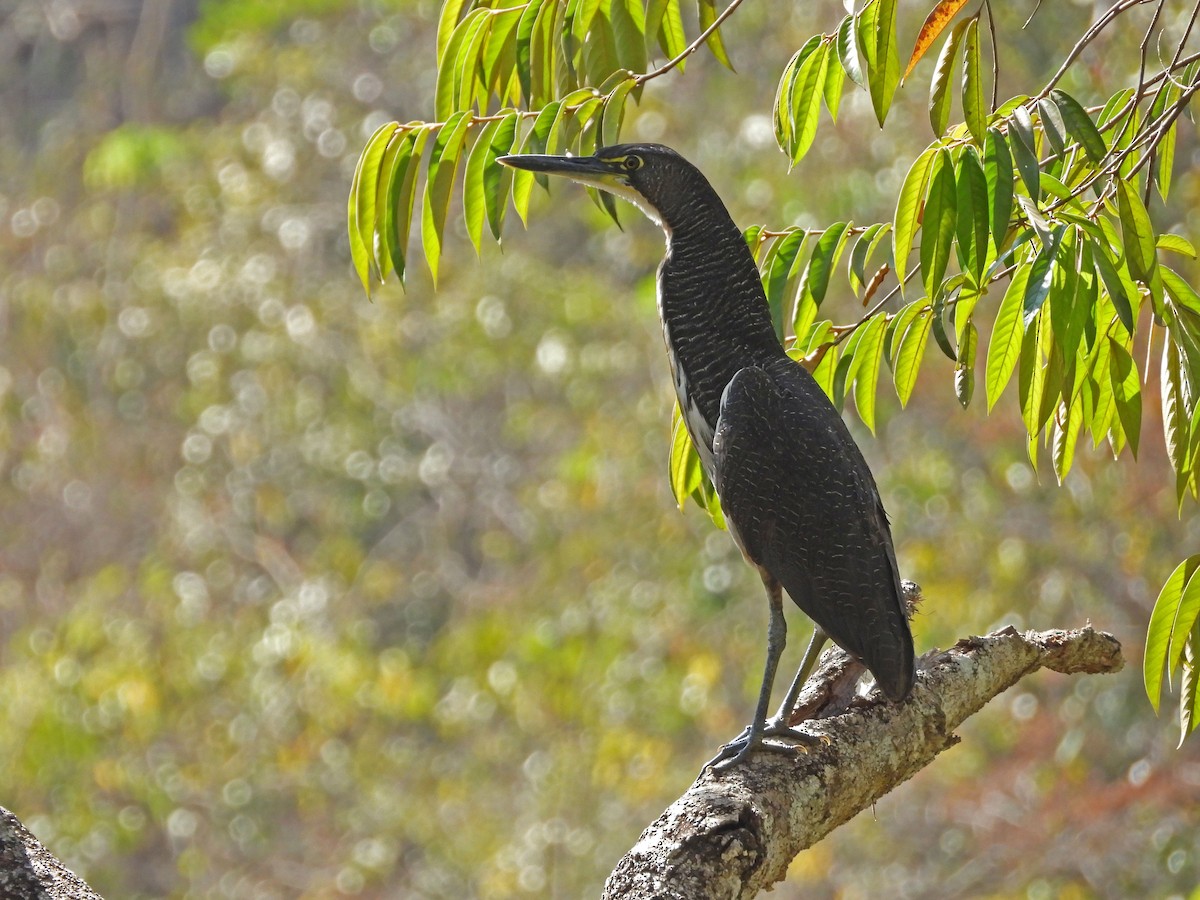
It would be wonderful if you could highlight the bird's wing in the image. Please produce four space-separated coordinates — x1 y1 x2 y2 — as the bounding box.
711 360 914 699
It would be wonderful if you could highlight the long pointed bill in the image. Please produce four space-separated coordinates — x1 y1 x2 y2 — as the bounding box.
497 153 639 204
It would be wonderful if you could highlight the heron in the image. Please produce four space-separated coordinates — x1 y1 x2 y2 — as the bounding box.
498 143 915 768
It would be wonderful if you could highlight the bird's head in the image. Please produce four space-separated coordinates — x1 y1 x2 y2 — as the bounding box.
498 143 713 232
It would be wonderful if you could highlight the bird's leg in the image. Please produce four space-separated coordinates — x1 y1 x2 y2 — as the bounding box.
706 579 787 771
765 627 829 732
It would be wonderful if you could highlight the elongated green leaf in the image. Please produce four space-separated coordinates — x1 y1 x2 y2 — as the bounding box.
1163 337 1189 473
454 10 492 113
1173 578 1200 678
905 0 971 81
1051 396 1083 482
928 19 967 136
1023 229 1060 324
921 149 957 299
698 0 734 70
610 0 648 77
436 8 488 119
823 39 846 121
1109 337 1142 458
463 119 500 254
669 403 703 510
1050 89 1106 164
774 41 815 151
961 17 985 146
437 0 471 64
350 121 400 295
893 144 938 289
515 0 548 105
862 0 900 127
1158 120 1177 203
483 113 519 241
1117 179 1157 283
421 112 472 285
1146 556 1200 712
1009 114 1041 203
1158 234 1197 258
387 127 431 286
602 78 635 148
837 14 866 89
1088 333 1115 447
808 221 851 306
955 319 977 407
984 128 1014 252
658 0 687 63
853 312 888 432
955 146 989 284
1036 96 1066 158
790 41 830 165
764 229 809 340
1180 626 1200 744
482 8 522 100
986 262 1031 410
893 307 933 406
1093 242 1134 333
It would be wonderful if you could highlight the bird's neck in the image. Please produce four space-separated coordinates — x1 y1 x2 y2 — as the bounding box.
657 207 785 440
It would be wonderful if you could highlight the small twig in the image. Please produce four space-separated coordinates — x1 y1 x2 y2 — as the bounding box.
1035 0 1156 103
634 0 746 86
983 0 1000 111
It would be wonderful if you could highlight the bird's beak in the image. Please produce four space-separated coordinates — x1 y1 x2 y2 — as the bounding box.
497 153 633 197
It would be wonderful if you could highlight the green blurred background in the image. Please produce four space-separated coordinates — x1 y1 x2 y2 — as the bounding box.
1 0 1199 896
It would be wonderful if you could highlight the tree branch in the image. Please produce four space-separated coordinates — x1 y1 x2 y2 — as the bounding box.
0 806 103 899
602 625 1124 900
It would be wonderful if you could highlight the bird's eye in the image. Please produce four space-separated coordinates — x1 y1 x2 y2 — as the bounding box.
623 156 642 171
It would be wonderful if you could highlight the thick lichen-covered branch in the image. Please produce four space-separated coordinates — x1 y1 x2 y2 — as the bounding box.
602 625 1124 900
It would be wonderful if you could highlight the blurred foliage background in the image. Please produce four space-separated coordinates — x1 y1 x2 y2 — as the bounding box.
2 0 1200 897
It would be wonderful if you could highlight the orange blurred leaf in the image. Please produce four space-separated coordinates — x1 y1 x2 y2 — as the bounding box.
903 0 971 82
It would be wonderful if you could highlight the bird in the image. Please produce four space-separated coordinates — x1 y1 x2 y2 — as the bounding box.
498 143 915 768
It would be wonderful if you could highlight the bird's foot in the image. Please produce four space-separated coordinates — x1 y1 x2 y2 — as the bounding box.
704 721 825 772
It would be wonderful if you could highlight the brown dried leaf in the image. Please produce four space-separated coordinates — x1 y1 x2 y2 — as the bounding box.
903 0 971 82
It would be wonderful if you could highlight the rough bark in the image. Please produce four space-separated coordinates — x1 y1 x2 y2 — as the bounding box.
602 625 1124 900
0 807 102 900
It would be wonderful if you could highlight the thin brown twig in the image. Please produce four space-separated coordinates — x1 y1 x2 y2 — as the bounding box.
1034 0 1156 103
634 0 746 86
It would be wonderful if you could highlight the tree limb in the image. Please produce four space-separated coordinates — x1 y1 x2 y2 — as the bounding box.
602 625 1124 900
0 806 103 900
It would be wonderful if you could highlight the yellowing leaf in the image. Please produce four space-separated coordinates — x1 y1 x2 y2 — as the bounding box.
904 0 971 81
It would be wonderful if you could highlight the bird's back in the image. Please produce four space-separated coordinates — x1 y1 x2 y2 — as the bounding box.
712 359 915 700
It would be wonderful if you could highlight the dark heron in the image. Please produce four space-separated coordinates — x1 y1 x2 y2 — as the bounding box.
499 143 914 767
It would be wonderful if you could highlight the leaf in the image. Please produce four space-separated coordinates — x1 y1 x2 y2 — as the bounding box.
1145 556 1200 713
1116 179 1157 283
961 17 986 146
1158 234 1197 258
610 0 648 77
1009 113 1041 203
774 40 816 151
860 0 900 127
463 119 500 254
454 9 492 112
807 221 852 306
955 320 977 407
763 229 810 341
349 121 400 295
790 41 830 165
905 0 971 81
893 144 938 289
1109 337 1142 458
1093 242 1134 333
1051 396 1083 482
436 0 471 64
386 127 431 286
1158 120 1177 203
698 0 734 70
420 111 472 285
483 112 520 241
849 222 890 296
1022 228 1060 324
852 313 888 432
515 0 548 105
985 262 1031 410
1036 96 1066 158
658 0 687 64
1163 337 1189 473
920 149 957 300
1180 626 1200 745
603 78 636 148
893 307 933 407
823 39 846 121
1050 89 1106 164
837 14 866 89
984 128 1014 252
955 146 989 284
928 18 968 136
669 403 703 510
437 8 489 119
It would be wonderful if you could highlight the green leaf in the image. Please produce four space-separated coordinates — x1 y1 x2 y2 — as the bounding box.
1146 556 1200 712
774 42 809 151
852 313 888 433
436 0 471 64
961 17 985 146
1117 179 1158 283
1093 242 1134 333
602 78 635 148
955 320 977 407
463 119 500 254
955 146 989 284
349 121 400 295
1108 337 1142 458
698 0 734 70
515 0 548 105
928 18 967 137
763 229 810 341
1087 334 1115 447
1050 89 1106 164
1022 228 1061 324
1009 114 1041 203
861 0 900 127
1051 396 1083 482
386 127 431 286
920 149 957 300
454 9 492 113
1180 625 1200 745
985 262 1031 410
984 128 1014 252
669 403 703 510
893 306 933 407
790 41 830 165
483 112 519 241
1036 96 1066 158
420 111 472 285
1162 337 1189 473
823 39 846 122
437 8 489 119
610 0 648 77
657 0 687 63
1158 119 1177 203
893 144 938 289
807 221 852 306
837 14 866 89
1158 234 1197 258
